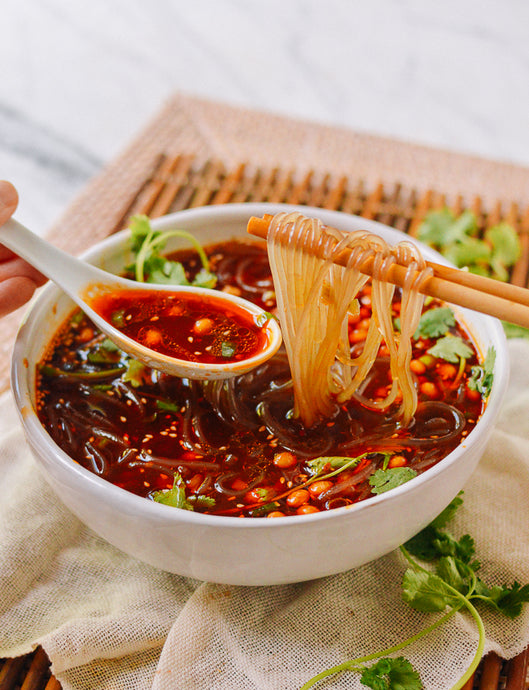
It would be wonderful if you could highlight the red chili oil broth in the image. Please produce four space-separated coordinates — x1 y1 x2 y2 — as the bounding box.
87 288 268 365
36 240 486 518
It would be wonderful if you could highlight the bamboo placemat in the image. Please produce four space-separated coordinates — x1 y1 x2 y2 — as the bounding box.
2 93 529 689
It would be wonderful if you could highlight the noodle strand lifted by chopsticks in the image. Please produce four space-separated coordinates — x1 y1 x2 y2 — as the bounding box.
266 212 433 428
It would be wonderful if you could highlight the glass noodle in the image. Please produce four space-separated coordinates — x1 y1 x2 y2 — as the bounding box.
267 212 433 427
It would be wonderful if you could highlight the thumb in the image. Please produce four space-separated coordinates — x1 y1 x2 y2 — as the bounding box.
0 181 19 226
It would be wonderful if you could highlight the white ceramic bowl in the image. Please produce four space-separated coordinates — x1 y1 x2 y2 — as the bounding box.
11 204 509 585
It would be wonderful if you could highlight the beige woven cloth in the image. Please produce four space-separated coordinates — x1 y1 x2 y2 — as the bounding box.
1 340 529 690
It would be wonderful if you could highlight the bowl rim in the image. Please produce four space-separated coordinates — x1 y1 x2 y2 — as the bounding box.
11 202 510 530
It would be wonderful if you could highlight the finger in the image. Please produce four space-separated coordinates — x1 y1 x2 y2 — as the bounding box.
0 256 47 287
0 181 19 262
0 276 39 318
0 181 18 225
0 246 19 262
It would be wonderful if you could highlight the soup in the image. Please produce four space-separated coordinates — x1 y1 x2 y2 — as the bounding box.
36 237 486 517
87 287 270 364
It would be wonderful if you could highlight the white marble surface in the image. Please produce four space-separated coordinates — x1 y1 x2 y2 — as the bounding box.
2 0 529 233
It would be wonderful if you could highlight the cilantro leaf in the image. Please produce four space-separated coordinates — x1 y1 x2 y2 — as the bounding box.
403 493 477 566
442 237 491 270
156 399 180 413
414 307 456 340
473 580 529 619
221 341 236 358
486 223 521 281
111 308 126 328
404 526 476 565
402 569 459 612
256 311 278 328
127 214 217 288
448 210 479 241
152 473 193 510
147 258 188 285
403 526 441 561
435 556 474 595
360 657 423 690
189 495 216 510
128 214 153 252
122 359 150 388
192 267 218 289
418 209 475 246
486 223 521 264
306 455 363 476
417 209 520 282
369 467 417 495
467 347 495 397
503 322 529 339
87 338 123 364
433 532 476 565
248 501 281 517
427 335 473 363
429 492 464 530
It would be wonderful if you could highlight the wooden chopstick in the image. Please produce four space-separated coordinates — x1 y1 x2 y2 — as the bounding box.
247 214 529 329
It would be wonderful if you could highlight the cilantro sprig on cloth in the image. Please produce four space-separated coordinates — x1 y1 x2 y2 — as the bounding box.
300 493 529 690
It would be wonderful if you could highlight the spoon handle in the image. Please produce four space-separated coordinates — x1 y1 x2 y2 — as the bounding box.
0 218 104 298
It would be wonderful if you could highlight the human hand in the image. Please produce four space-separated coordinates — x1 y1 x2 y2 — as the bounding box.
0 181 46 318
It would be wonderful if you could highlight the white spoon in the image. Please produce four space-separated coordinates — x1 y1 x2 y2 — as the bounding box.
1 218 282 379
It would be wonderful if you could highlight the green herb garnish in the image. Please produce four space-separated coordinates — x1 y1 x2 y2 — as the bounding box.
152 474 215 512
110 309 126 328
87 338 122 364
152 473 193 510
502 322 529 339
414 307 456 340
156 399 180 413
255 311 278 327
486 223 521 282
418 209 520 281
248 501 281 517
128 215 217 287
122 359 149 388
369 467 418 495
221 341 236 358
427 334 474 364
301 493 529 690
418 209 477 246
467 347 496 397
305 455 366 476
360 657 422 690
